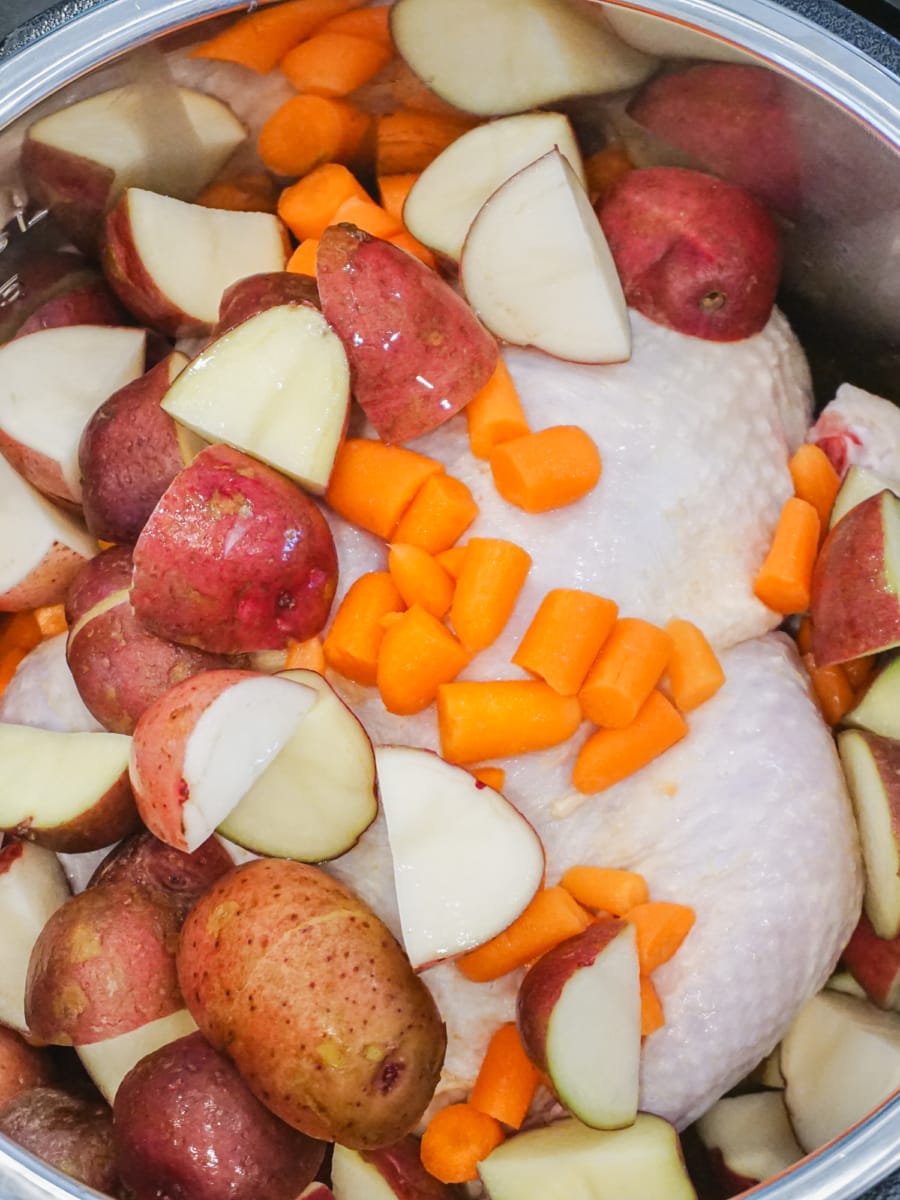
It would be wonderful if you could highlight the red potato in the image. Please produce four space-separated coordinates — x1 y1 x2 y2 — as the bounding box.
65 545 235 734
0 1026 55 1112
177 859 446 1149
214 271 320 338
15 275 128 338
597 166 782 342
331 1139 461 1199
131 444 339 653
0 1086 119 1195
89 831 233 925
316 223 498 444
25 881 182 1046
113 1031 326 1200
842 912 900 1010
0 251 98 344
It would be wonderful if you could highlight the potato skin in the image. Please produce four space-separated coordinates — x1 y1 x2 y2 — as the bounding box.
214 271 320 338
113 1031 326 1200
25 881 182 1046
0 1086 119 1194
0 1026 55 1112
177 860 446 1149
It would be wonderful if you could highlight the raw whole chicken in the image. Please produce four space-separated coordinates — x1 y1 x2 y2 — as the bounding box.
810 382 900 479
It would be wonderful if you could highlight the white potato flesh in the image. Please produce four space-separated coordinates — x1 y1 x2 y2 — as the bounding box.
77 1008 199 1103
0 636 101 735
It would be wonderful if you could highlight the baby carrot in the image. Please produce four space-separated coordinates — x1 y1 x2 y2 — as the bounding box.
560 866 649 916
456 887 591 983
640 976 666 1036
420 1103 505 1184
388 543 454 619
277 162 369 240
286 238 320 276
584 144 634 203
435 545 469 580
489 425 601 513
0 611 42 656
844 655 875 691
388 229 437 269
391 472 478 556
190 0 368 72
376 108 477 175
325 438 444 539
466 359 530 460
280 32 392 97
789 443 841 535
573 690 688 794
753 496 820 615
0 648 27 697
450 537 531 653
469 1023 539 1129
376 604 469 715
804 655 855 726
322 571 404 685
627 901 696 975
664 618 725 712
258 94 371 178
437 680 582 765
197 173 279 213
378 172 420 223
284 635 325 673
513 589 618 696
330 195 401 239
319 5 392 46
32 604 67 639
470 766 506 792
578 618 672 729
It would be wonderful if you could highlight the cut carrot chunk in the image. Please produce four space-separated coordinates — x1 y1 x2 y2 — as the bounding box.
284 636 325 673
560 866 649 916
470 1023 539 1130
197 173 279 214
456 887 591 983
466 359 530 460
258 94 371 177
190 0 368 72
789 443 841 536
277 162 369 240
0 647 27 697
376 107 477 175
664 618 725 712
753 496 820 615
319 5 392 46
377 604 469 715
392 473 478 556
330 195 401 238
804 654 855 726
438 680 582 765
32 604 67 640
584 144 634 203
435 545 469 580
513 589 618 696
579 618 672 729
844 655 875 691
490 425 601 513
286 238 320 276
322 571 404 685
420 1103 505 1184
280 31 392 97
796 616 813 656
388 543 454 619
470 766 505 792
378 172 419 223
325 438 444 539
640 976 665 1036
388 228 437 268
0 611 42 656
573 690 688 794
450 537 530 653
627 901 696 975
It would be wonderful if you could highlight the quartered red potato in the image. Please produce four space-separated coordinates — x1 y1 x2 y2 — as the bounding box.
0 0 898 1197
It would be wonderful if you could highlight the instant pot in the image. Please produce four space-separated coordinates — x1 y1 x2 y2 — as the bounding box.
0 0 898 1196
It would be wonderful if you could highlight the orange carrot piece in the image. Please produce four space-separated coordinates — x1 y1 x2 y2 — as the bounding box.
470 1023 539 1129
258 94 371 177
388 229 437 269
753 496 820 615
573 690 688 794
323 571 404 685
450 537 531 653
330 195 401 238
32 604 67 639
789 443 841 536
579 618 672 729
284 636 325 673
190 0 367 72
280 31 392 97
378 172 419 223
513 589 618 696
457 887 592 983
286 238 320 276
627 901 696 975
0 647 27 696
388 543 455 619
560 866 649 917
325 438 444 539
584 144 634 203
844 655 875 691
376 604 469 715
420 1103 504 1184
0 611 42 656
392 473 478 556
804 654 855 726
277 162 369 240
466 359 531 460
489 425 601 513
376 108 477 175
796 616 813 656
664 618 725 712
435 545 469 580
640 975 665 1036
196 173 279 213
470 766 506 792
437 680 582 766
319 5 392 45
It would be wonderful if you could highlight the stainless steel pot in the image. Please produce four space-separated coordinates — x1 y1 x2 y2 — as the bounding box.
0 1 898 1198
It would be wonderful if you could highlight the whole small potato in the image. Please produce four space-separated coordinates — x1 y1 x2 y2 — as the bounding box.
178 860 446 1149
113 1031 326 1200
26 881 182 1045
0 1026 55 1112
0 1086 118 1194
